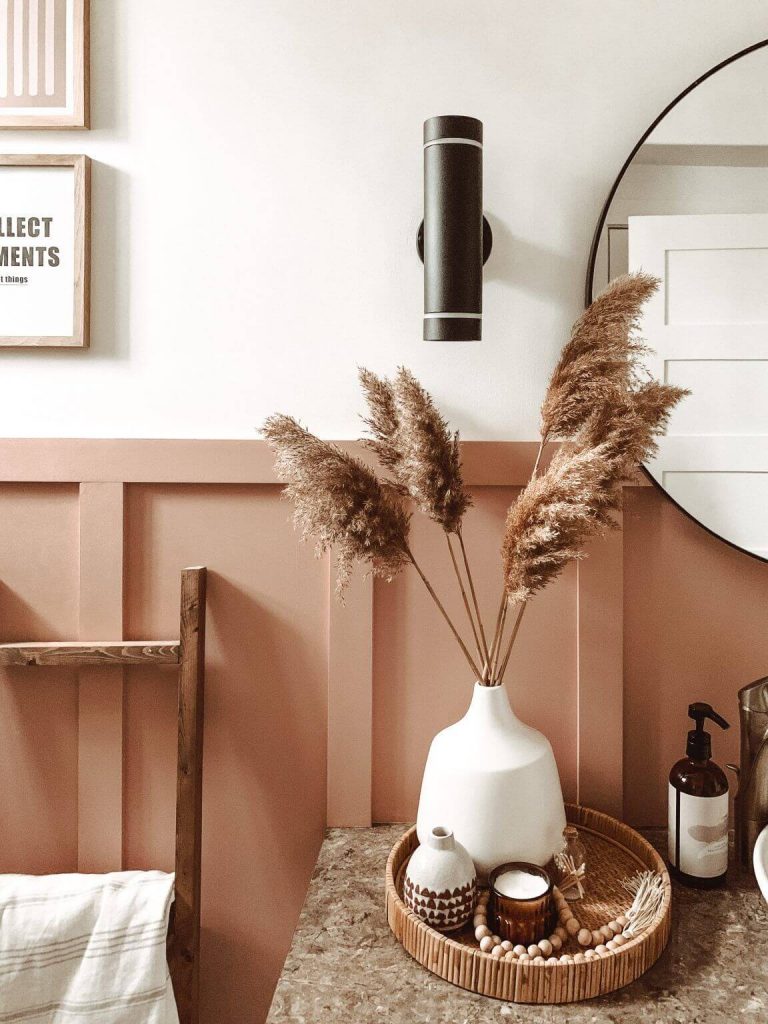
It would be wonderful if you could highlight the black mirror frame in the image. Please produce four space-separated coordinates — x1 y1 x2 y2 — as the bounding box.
584 38 768 565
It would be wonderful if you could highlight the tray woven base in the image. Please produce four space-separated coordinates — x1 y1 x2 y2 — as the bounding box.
385 804 671 1004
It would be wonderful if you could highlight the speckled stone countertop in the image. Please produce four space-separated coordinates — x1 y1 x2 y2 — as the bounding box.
267 825 767 1023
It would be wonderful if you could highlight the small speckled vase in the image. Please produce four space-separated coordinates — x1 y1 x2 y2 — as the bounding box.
404 826 476 932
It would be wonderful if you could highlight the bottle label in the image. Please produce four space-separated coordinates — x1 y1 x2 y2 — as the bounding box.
668 784 728 878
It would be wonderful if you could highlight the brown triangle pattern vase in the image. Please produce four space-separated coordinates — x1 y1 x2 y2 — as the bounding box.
403 826 476 932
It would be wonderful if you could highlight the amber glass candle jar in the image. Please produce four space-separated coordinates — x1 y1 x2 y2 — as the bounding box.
489 861 556 946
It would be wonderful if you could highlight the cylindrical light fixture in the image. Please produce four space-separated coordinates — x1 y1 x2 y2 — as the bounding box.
420 115 491 342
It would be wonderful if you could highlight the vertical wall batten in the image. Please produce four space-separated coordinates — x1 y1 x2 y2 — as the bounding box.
327 560 373 827
576 518 624 817
77 481 125 871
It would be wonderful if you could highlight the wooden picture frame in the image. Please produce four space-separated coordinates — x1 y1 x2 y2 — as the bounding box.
0 0 89 129
0 154 90 348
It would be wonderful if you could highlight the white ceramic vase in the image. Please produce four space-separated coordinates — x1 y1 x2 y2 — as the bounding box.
404 826 476 931
416 682 566 880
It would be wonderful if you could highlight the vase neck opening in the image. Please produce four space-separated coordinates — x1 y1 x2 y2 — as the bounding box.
428 826 456 852
466 680 519 728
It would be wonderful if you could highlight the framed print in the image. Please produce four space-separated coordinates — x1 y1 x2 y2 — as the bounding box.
0 154 90 347
0 0 88 128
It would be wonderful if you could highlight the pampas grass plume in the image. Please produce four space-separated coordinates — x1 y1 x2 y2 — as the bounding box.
263 413 411 595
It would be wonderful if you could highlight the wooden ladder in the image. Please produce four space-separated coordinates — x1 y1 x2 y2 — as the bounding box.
0 566 207 1024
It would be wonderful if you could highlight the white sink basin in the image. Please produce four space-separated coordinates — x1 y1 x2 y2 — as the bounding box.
754 825 768 904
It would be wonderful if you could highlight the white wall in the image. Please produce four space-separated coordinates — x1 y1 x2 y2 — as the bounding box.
1 0 766 439
651 42 768 147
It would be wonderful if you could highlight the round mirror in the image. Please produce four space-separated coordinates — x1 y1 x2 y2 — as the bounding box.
587 39 768 561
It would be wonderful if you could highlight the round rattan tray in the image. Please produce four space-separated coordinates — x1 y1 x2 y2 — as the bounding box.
385 804 671 1004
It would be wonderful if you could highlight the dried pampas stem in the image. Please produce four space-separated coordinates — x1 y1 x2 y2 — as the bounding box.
621 871 666 939
540 272 658 442
457 528 490 665
577 380 690 480
445 533 484 665
391 367 471 534
497 602 527 683
483 596 507 684
531 439 546 479
360 364 485 670
263 414 411 596
407 547 482 680
485 436 547 681
487 599 508 683
358 367 403 478
502 445 620 606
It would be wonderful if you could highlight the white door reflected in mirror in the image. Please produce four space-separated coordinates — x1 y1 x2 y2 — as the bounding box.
588 41 768 560
629 213 768 558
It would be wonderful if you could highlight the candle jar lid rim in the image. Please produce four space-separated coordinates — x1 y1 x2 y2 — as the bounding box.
488 861 553 902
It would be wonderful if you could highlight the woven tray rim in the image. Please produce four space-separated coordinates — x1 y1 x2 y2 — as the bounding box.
385 803 672 1004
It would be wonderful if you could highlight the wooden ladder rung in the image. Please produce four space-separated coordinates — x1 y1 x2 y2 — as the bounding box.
0 641 181 666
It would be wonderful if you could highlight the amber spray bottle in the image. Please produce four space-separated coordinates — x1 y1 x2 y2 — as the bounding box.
668 703 730 888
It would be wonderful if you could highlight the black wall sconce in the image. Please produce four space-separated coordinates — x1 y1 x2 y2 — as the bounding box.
417 115 492 341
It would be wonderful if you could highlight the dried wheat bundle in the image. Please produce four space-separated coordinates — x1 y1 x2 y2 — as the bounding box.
540 272 658 442
262 414 411 594
621 871 666 938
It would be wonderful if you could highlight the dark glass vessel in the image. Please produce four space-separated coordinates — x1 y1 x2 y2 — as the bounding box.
668 756 729 888
668 702 729 889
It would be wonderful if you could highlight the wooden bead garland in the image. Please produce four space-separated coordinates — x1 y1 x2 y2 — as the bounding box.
472 885 632 963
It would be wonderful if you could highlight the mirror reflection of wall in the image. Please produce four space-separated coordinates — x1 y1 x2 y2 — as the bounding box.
589 43 768 560
594 49 768 289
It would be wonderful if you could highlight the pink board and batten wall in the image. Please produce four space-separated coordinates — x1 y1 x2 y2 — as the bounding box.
0 438 766 1023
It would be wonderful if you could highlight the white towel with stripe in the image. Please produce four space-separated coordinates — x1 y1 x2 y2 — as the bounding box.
0 871 179 1023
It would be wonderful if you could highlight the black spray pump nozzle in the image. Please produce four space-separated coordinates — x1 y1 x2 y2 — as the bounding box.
687 702 729 761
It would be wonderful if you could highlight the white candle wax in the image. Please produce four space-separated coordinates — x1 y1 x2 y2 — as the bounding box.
494 869 548 899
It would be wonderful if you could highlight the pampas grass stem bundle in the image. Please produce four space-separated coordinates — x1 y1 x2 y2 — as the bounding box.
539 272 658 443
493 272 687 684
262 414 411 594
263 411 481 678
265 272 687 688
360 366 489 669
497 602 526 681
407 545 482 679
445 533 484 670
457 528 490 665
